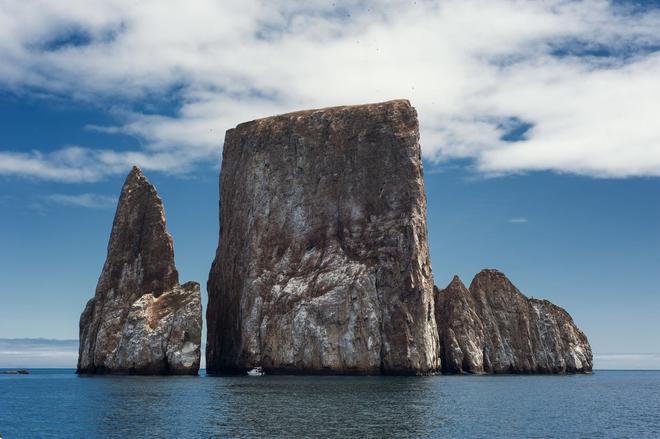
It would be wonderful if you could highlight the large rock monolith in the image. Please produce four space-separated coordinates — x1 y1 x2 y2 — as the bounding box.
207 100 440 375
77 166 202 375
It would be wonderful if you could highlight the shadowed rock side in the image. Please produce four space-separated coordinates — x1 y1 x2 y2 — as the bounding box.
77 166 202 375
207 99 439 375
435 269 592 374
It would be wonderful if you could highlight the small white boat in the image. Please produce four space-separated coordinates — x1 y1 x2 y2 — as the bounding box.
247 367 264 376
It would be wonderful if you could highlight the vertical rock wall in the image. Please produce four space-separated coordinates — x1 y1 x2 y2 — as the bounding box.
207 100 439 374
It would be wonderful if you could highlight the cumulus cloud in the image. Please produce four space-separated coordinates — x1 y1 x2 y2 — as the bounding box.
0 0 659 181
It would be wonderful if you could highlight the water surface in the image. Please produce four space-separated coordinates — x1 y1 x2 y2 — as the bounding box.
1 369 658 438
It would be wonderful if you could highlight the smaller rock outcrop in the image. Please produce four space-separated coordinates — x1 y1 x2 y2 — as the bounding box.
77 166 202 375
435 269 592 374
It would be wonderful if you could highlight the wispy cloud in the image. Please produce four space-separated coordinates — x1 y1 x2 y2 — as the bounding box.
0 339 208 369
44 193 117 209
0 339 78 368
594 353 660 370
0 0 660 181
508 217 528 224
0 146 194 183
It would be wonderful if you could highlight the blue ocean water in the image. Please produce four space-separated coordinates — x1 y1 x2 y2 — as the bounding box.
1 369 659 438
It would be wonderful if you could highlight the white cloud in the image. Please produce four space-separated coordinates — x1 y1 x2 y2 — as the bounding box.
44 193 117 209
0 146 194 182
0 0 660 181
508 218 528 224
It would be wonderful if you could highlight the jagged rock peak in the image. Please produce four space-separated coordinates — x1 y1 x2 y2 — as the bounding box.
77 166 201 375
102 165 179 298
434 275 485 374
128 164 143 178
435 269 592 374
470 268 513 290
447 274 467 289
206 99 440 375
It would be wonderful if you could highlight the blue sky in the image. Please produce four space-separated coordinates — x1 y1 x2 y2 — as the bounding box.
0 0 659 368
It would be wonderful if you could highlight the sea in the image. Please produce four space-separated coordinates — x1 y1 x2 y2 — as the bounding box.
1 369 659 438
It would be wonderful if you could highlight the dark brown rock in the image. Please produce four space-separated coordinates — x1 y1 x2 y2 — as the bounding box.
77 166 201 375
206 100 439 375
435 269 592 374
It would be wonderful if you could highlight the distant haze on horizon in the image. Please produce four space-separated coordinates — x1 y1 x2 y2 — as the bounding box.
1 0 659 370
2 339 659 370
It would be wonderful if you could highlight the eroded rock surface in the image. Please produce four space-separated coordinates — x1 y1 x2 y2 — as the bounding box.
207 99 439 375
435 269 592 374
77 166 201 375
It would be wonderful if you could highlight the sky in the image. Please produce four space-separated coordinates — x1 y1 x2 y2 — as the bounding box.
0 0 659 369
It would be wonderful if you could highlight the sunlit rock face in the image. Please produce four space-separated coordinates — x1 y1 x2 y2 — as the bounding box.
435 269 592 374
206 100 440 375
77 166 202 375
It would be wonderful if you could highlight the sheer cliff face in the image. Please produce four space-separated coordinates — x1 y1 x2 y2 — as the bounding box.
207 100 440 375
77 167 202 375
435 269 592 374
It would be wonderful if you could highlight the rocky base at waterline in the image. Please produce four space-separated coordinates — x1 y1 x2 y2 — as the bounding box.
435 269 592 374
77 166 202 375
206 99 439 375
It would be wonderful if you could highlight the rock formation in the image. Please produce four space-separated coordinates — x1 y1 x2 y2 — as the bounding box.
77 166 202 375
207 99 439 375
435 269 592 374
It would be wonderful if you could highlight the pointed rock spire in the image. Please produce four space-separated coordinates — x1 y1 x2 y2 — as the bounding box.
100 165 178 300
77 166 201 375
434 275 486 373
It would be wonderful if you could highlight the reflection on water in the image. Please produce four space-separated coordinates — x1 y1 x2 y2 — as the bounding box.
203 376 439 437
2 370 660 438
